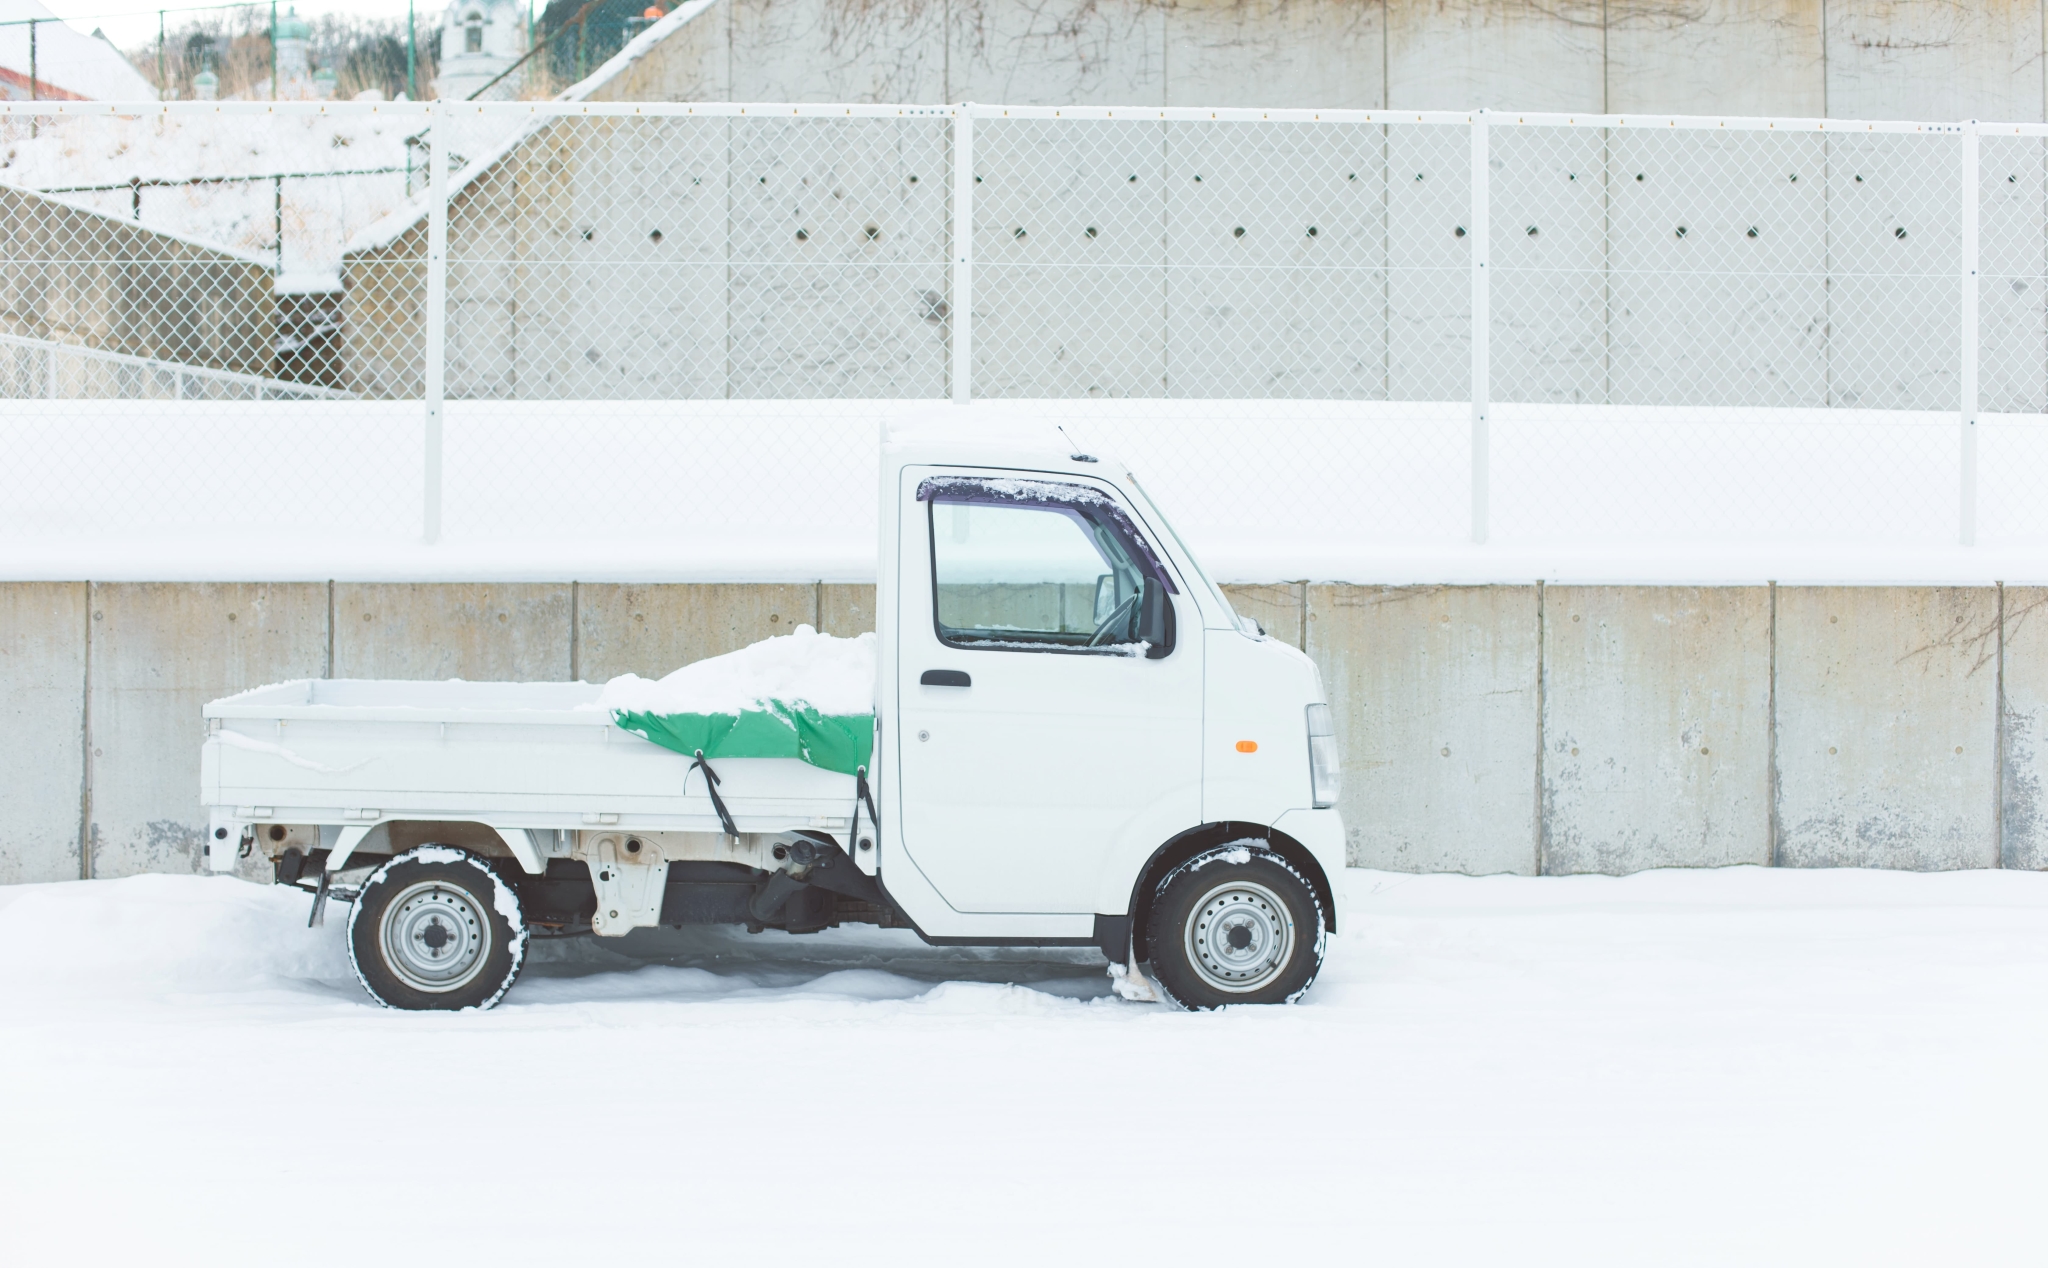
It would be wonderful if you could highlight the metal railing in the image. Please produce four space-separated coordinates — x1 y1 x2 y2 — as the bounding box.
30 167 410 274
0 332 356 400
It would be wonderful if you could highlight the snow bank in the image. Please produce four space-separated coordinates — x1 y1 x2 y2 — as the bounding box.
593 625 876 718
9 396 2046 586
0 874 350 998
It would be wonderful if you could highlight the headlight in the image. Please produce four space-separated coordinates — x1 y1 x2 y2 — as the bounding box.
1306 703 1340 808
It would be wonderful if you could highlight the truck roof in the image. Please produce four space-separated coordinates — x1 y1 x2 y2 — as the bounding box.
881 403 1129 479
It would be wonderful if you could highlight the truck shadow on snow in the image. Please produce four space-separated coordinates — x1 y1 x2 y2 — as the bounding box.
509 924 1118 1006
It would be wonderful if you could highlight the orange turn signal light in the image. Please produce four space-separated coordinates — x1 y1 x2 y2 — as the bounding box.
1235 740 1258 753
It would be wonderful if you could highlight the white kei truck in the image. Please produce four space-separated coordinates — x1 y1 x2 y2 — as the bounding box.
199 417 1346 1011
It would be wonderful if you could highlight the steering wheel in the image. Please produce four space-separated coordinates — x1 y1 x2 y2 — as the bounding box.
1089 593 1141 647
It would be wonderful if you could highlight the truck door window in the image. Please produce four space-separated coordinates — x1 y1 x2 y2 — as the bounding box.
924 484 1175 658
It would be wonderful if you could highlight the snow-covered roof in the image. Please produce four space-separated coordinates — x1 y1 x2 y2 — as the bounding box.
0 2 156 101
345 0 726 257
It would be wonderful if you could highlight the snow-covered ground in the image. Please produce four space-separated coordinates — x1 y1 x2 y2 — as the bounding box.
1 866 2043 1263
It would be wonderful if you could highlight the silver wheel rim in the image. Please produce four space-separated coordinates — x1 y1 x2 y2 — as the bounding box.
1183 877 1294 994
380 879 492 994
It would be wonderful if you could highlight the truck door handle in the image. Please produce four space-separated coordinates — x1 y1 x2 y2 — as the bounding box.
920 669 971 688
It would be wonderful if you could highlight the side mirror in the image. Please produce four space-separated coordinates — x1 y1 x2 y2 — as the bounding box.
1093 573 1117 626
1138 577 1174 658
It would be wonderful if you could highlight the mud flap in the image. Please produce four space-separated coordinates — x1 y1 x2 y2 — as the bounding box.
1107 955 1160 1003
307 868 332 928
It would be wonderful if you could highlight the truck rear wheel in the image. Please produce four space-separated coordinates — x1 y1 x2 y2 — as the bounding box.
347 847 528 1011
1144 845 1326 1010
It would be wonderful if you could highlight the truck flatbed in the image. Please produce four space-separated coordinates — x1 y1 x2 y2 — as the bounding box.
204 679 860 841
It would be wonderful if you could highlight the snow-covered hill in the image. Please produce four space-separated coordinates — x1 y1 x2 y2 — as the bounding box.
0 107 420 281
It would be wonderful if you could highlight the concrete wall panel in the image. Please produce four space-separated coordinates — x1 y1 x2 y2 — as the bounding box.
86 583 328 879
575 583 820 684
1486 126 1607 409
971 118 1169 397
1221 583 1303 649
1607 0 1824 117
1542 586 1770 873
332 584 570 681
1822 130 1963 413
1387 124 1473 401
725 0 945 103
1826 0 2045 124
446 118 731 402
1775 586 1997 869
594 0 731 101
1309 583 1539 873
1165 0 1385 109
1606 127 1829 408
600 0 2048 120
436 108 951 404
1387 0 1604 112
1977 135 2048 415
725 116 952 399
1163 121 1389 398
2001 588 2048 869
820 583 877 636
0 583 86 884
951 0 1166 107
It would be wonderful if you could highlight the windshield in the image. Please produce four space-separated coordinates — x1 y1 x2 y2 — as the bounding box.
1127 473 1237 629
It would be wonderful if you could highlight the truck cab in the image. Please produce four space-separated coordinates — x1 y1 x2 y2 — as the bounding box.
203 413 1345 1010
874 418 1346 974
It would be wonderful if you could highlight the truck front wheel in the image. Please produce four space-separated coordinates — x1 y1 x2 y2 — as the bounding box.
1145 845 1326 1009
347 847 529 1011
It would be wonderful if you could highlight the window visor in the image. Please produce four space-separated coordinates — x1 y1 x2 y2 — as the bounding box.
915 475 1180 595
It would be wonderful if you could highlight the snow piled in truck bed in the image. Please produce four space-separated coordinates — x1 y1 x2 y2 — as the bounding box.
593 625 876 717
3 865 2047 1262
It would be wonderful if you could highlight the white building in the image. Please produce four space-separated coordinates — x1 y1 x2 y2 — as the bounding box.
273 5 311 98
437 0 527 102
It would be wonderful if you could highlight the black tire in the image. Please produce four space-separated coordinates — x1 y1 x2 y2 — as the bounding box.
1144 844 1326 1010
346 847 528 1011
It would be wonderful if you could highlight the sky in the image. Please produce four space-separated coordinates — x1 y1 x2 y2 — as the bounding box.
21 1 436 50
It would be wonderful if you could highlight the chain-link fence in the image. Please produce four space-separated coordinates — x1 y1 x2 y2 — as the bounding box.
2 100 2043 559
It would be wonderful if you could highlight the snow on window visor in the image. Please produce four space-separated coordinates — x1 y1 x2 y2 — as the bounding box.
915 475 1179 593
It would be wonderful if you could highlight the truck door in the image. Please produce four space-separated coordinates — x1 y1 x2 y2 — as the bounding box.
894 470 1203 914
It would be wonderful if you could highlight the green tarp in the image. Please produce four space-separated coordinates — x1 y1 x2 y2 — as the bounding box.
613 701 874 776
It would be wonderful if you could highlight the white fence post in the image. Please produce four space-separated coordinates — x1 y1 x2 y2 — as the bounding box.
1959 120 1979 547
422 99 450 544
951 103 974 405
1470 109 1491 545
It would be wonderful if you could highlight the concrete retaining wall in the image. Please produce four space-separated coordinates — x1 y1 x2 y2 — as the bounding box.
1 187 278 378
599 0 2048 122
1 579 2037 882
1540 586 1771 874
0 583 84 885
